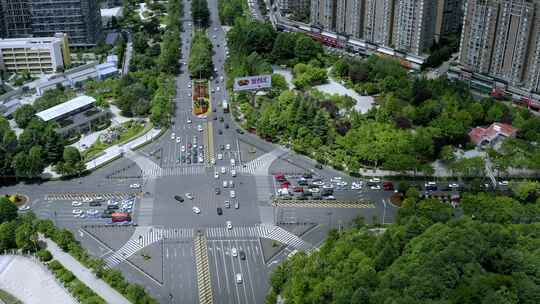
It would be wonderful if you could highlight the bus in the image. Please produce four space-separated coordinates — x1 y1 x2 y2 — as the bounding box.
112 212 131 223
222 100 229 113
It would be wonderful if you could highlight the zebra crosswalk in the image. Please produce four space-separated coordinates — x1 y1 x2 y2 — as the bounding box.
104 227 194 268
124 150 162 179
272 200 376 209
237 149 285 175
45 192 137 201
205 224 313 251
159 165 206 177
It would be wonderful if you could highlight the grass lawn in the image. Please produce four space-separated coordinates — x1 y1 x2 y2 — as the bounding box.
0 289 23 304
83 121 152 161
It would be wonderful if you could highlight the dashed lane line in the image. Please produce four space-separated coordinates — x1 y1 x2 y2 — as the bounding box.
195 234 214 304
272 199 376 209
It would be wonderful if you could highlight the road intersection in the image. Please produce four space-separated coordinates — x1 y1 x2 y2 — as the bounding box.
0 0 399 302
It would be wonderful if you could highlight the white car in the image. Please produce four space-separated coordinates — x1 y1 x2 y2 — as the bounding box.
83 197 92 203
214 172 219 179
331 176 342 182
236 273 242 284
129 183 141 189
217 87 220 92
225 144 231 150
186 193 194 200
231 169 236 177
351 182 362 190
221 166 226 174
212 35 217 39
231 247 238 257
211 157 216 165
336 181 348 187
78 213 86 219
181 145 185 152
498 180 509 186
18 205 30 211
107 200 119 206
223 180 228 188
197 125 203 132
449 183 460 189
176 136 182 143
72 201 82 207
198 156 204 163
72 209 83 215
308 187 320 193
192 206 201 214
187 118 192 124
170 132 176 140
230 190 236 198
322 184 333 189
230 158 235 166
312 180 324 186
217 153 223 160
369 178 381 183
370 185 382 190
87 209 99 216
229 180 234 188
226 221 232 230
188 84 192 88
214 27 218 31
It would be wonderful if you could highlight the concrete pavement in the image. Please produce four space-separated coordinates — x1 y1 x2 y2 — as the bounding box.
42 236 132 304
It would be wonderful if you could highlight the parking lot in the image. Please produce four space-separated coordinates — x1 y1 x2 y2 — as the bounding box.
207 239 268 304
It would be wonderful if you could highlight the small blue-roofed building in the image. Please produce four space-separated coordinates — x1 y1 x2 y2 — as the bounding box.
96 62 119 80
35 95 110 135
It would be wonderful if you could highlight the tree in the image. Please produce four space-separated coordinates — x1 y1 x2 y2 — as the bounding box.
294 35 323 62
0 221 17 251
511 180 540 203
15 222 37 252
56 146 86 176
0 197 18 224
13 104 36 128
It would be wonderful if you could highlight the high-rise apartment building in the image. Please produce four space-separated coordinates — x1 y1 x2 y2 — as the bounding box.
362 0 395 46
392 0 439 55
435 0 463 42
310 0 337 30
0 0 101 46
336 0 364 38
279 0 311 14
458 0 540 92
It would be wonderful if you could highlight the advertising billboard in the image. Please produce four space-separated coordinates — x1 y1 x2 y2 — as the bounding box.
233 75 272 91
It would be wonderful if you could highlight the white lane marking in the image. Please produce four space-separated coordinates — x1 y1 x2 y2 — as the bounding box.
220 239 231 297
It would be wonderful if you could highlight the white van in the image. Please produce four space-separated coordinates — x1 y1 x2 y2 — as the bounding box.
235 273 242 284
230 158 235 166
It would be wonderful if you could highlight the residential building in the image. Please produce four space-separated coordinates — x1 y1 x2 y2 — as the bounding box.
310 0 337 30
392 0 439 55
0 0 32 38
434 0 464 42
457 0 540 94
279 0 311 13
0 33 70 74
336 0 364 39
35 95 109 135
364 0 395 46
100 6 123 29
468 122 517 147
100 0 123 8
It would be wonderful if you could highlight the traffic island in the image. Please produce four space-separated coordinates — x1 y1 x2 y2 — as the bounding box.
192 80 210 118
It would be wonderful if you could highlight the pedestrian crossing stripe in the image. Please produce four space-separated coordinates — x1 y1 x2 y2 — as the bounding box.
272 200 376 209
159 165 206 177
45 192 138 201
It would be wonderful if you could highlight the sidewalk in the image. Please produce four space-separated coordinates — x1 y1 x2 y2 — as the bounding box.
42 236 132 304
85 128 162 171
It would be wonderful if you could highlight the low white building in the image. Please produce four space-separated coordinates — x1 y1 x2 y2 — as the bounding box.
101 7 124 28
0 33 70 74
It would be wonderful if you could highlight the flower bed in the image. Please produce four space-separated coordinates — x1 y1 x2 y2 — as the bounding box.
192 80 209 116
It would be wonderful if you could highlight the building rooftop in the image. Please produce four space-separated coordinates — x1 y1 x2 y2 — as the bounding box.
469 122 518 146
100 7 123 17
0 36 63 48
36 95 96 122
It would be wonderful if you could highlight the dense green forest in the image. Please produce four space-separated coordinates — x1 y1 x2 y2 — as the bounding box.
192 0 210 28
268 183 540 303
189 30 214 79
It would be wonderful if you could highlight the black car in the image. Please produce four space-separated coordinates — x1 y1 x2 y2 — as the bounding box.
89 201 102 207
219 117 224 122
174 195 184 202
225 123 229 129
213 116 217 120
215 187 221 195
302 172 313 179
218 129 223 135
239 250 246 260
213 108 217 112
235 128 244 134
217 207 223 215
101 212 113 218
106 205 119 210
315 163 323 169
298 179 308 186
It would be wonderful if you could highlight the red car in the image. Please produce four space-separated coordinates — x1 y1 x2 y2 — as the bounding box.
383 181 394 191
274 173 286 182
281 182 290 189
293 187 304 193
